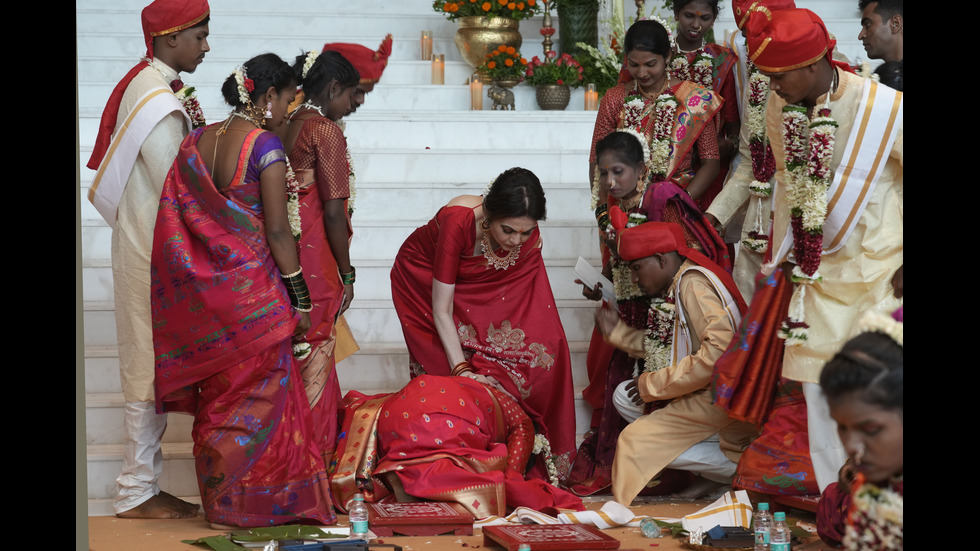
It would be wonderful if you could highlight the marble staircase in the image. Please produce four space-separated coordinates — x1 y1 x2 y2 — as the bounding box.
78 0 866 516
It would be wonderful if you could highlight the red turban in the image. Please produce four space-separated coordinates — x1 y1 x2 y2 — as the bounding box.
323 34 393 84
142 0 210 58
617 221 688 262
615 217 747 313
731 0 796 30
745 7 834 72
87 0 210 170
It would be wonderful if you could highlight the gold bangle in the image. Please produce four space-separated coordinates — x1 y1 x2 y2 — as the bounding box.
451 361 472 377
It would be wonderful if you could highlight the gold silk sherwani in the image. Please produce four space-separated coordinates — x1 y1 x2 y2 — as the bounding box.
765 68 903 384
111 59 189 402
606 260 758 506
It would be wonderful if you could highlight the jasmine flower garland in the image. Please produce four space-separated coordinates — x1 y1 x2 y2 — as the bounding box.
643 292 675 373
532 433 559 486
742 62 776 253
778 88 837 346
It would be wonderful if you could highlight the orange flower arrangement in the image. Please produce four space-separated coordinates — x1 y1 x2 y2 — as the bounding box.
478 44 528 82
433 0 538 20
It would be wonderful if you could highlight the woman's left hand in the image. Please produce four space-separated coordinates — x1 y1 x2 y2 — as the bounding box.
294 311 311 339
339 283 354 316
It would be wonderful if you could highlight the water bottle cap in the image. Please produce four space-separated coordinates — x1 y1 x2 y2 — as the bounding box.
757 502 769 511
774 511 786 520
354 493 364 501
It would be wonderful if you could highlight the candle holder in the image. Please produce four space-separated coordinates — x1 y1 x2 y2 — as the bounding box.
431 54 445 85
584 83 598 111
421 31 433 61
470 73 483 110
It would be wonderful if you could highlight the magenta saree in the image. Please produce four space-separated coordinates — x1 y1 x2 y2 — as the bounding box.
151 126 336 527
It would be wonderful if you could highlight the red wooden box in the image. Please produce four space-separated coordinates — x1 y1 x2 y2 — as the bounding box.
367 502 474 536
482 524 620 550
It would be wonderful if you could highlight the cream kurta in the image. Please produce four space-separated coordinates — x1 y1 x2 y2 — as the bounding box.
606 261 757 505
706 37 771 302
111 59 188 401
766 68 903 383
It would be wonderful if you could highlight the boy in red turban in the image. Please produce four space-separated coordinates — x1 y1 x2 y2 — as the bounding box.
87 0 210 520
593 220 755 505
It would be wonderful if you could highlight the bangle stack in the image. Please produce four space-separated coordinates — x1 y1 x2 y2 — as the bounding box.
595 203 610 230
451 361 472 377
341 266 356 285
281 268 313 313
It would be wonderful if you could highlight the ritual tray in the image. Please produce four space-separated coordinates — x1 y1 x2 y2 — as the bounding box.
482 524 620 550
367 501 474 536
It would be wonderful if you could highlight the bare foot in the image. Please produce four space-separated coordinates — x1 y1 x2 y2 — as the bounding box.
116 492 200 519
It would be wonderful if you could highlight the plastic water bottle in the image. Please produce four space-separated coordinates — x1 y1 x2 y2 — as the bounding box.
753 502 773 550
640 516 662 538
770 511 791 551
349 493 369 540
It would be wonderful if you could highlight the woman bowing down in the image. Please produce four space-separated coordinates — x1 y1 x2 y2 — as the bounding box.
389 167 576 482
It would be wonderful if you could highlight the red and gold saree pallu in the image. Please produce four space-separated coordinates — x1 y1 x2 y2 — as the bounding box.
152 127 336 526
294 173 346 462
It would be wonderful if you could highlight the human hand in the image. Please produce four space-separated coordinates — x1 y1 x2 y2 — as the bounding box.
294 311 311 339
594 300 621 337
625 377 644 406
705 213 724 235
575 279 603 301
891 265 903 299
339 283 354 316
838 456 857 493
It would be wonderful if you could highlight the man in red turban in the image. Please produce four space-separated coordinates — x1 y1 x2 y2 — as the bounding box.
716 7 902 496
87 0 210 520
592 220 754 505
323 34 393 113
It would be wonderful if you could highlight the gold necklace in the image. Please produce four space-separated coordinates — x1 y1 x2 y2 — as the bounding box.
637 76 669 101
481 227 521 270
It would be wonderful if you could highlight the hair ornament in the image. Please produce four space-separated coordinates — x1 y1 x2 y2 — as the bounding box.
233 66 253 104
619 128 653 171
302 49 320 79
856 310 903 348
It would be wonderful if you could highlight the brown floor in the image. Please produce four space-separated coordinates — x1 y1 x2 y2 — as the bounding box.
88 497 834 550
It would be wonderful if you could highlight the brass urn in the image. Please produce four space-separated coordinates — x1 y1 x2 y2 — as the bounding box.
454 16 522 69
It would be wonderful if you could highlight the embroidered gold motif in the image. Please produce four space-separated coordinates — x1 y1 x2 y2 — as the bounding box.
457 323 478 344
487 320 525 351
528 343 555 371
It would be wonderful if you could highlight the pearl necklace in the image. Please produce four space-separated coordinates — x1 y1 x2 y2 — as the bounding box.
481 227 520 270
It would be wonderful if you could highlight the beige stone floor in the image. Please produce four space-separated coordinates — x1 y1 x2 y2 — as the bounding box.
87 496 834 551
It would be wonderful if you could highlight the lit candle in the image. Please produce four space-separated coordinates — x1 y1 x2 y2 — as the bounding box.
431 54 445 85
584 83 598 111
470 73 483 110
421 31 433 61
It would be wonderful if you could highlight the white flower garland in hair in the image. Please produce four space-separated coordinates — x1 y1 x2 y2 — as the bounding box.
302 49 320 79
619 128 652 172
856 310 903 347
233 66 252 105
532 433 559 486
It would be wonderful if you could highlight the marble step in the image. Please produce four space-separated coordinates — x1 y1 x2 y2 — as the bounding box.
82 256 603 304
82 292 599 348
77 177 598 230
